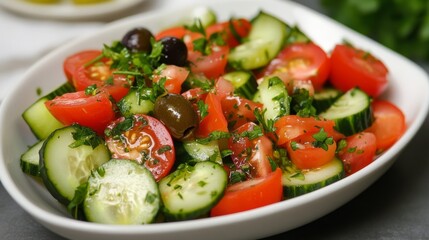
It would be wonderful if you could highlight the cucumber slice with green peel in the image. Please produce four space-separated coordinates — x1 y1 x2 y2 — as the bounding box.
223 71 258 99
320 88 373 136
228 11 289 70
117 88 154 117
22 82 75 139
258 76 291 121
20 140 45 177
159 161 227 220
282 158 345 198
313 87 343 113
183 140 223 165
40 125 111 205
83 159 160 225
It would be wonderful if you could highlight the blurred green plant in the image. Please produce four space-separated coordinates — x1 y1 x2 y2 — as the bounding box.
321 0 429 60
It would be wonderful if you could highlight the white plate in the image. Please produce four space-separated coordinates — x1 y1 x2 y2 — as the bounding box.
1 0 429 239
0 0 146 20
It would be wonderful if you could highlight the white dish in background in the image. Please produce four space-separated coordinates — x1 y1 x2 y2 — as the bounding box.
0 0 428 239
0 0 146 20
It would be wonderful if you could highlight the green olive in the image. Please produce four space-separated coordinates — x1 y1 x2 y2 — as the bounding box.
153 94 198 141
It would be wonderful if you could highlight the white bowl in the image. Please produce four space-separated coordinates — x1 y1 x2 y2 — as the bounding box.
1 0 428 239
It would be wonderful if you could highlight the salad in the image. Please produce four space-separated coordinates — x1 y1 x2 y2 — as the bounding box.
19 7 406 224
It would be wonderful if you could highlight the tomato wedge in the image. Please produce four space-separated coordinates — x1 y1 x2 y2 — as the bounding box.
196 92 228 138
228 122 274 178
45 91 116 135
337 132 377 176
366 100 406 151
104 114 175 181
329 44 389 97
286 130 337 169
210 168 283 217
259 43 330 90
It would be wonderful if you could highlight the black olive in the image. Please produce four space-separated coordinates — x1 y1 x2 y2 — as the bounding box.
121 27 154 53
153 93 198 141
159 37 188 67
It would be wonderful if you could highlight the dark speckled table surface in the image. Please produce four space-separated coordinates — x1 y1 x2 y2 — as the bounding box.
1 0 429 239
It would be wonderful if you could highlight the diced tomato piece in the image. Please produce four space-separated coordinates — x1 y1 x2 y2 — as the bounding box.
337 132 377 176
196 92 228 138
153 65 189 94
221 96 262 130
286 131 337 169
274 115 344 146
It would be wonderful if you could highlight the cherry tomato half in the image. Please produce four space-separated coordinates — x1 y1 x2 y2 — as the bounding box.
104 114 175 181
329 44 389 97
259 43 331 90
63 50 101 82
366 100 406 152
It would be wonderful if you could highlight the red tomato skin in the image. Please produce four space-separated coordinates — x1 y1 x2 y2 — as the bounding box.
329 44 389 97
338 132 377 176
206 19 252 48
45 91 115 135
63 50 101 82
196 92 229 138
286 132 337 170
72 61 131 102
221 96 262 130
274 115 344 146
153 65 189 94
105 115 175 181
366 100 406 151
188 45 229 79
210 168 283 217
228 122 273 178
259 43 331 90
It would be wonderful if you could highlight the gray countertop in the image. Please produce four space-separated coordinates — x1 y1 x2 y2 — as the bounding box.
1 0 429 239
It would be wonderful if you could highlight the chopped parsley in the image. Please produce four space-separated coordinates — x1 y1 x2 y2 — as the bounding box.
69 124 103 149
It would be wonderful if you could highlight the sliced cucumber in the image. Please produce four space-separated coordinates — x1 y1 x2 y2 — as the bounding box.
282 158 344 198
222 71 258 99
22 82 74 139
183 140 223 165
159 161 227 220
83 159 160 225
228 11 288 70
313 87 343 114
320 88 373 136
39 125 111 205
117 88 154 117
20 140 45 177
258 76 290 121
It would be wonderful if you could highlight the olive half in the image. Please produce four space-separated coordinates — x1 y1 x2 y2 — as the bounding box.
153 93 198 141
